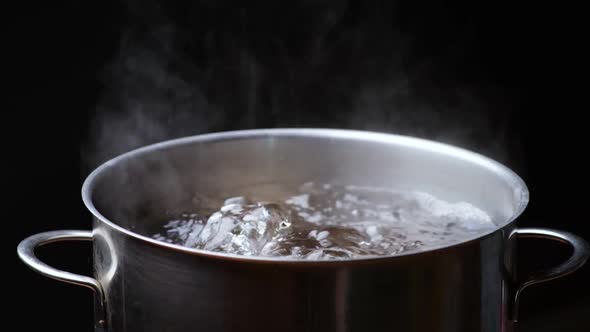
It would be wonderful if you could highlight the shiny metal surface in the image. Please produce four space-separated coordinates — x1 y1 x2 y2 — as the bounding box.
17 129 590 331
510 228 590 321
94 221 512 332
17 230 107 331
83 128 531 257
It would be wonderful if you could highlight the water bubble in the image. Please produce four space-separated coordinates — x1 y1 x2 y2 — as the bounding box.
152 182 494 259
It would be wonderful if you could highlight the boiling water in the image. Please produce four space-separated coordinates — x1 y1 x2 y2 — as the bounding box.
152 182 495 259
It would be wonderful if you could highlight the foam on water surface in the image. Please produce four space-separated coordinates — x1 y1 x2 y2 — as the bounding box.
152 182 495 259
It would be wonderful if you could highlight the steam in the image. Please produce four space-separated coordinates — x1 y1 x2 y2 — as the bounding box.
83 1 520 171
82 24 223 170
350 81 515 163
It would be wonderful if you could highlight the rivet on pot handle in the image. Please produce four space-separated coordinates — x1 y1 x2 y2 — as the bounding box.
17 230 107 332
511 228 590 322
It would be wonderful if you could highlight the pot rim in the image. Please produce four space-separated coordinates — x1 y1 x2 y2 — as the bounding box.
82 128 529 263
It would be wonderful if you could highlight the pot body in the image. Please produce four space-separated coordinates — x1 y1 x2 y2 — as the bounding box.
87 129 526 332
19 129 588 332
93 217 516 332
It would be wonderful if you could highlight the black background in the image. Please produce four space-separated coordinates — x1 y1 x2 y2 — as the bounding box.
10 1 589 331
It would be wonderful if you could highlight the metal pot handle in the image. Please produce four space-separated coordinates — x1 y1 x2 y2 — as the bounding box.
511 228 590 321
17 230 107 331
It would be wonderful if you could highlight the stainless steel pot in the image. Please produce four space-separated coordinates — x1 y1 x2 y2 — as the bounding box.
18 129 589 332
